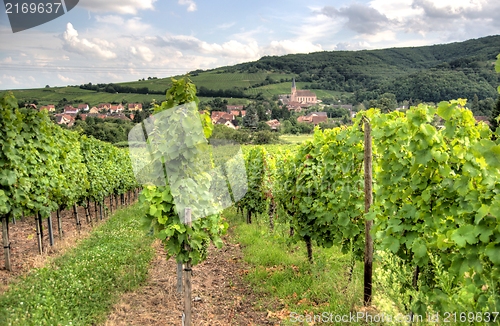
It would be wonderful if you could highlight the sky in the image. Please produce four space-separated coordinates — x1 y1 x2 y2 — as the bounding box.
0 0 499 90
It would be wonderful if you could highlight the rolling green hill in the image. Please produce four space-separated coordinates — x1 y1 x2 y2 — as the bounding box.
3 35 499 107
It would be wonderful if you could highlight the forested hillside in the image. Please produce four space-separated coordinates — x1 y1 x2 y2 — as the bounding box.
5 35 500 112
228 35 500 102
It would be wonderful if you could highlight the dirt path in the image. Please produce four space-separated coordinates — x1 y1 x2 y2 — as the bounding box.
105 230 278 326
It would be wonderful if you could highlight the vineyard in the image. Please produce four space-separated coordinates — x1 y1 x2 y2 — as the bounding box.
0 92 139 270
236 98 500 318
1 58 500 324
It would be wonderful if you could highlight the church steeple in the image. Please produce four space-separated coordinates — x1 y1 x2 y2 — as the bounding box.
291 77 297 101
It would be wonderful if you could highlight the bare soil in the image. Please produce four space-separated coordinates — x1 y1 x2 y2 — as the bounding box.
105 231 280 326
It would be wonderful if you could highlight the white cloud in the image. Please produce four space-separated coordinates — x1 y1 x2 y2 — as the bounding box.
335 41 372 51
62 23 117 60
3 75 20 85
58 74 76 83
156 34 261 60
29 76 36 82
95 15 125 25
265 40 323 56
355 30 397 43
78 0 156 14
178 0 196 12
216 22 236 30
130 45 155 62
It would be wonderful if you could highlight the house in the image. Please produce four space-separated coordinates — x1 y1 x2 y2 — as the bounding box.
297 112 327 125
78 104 89 111
110 104 124 114
54 113 75 126
240 110 246 117
64 105 79 115
98 103 111 111
40 104 55 112
214 113 235 125
265 119 281 131
89 107 99 114
128 103 143 111
224 120 236 129
211 111 227 123
106 113 130 121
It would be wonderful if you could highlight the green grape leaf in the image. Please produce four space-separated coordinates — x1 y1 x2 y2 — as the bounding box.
451 225 479 247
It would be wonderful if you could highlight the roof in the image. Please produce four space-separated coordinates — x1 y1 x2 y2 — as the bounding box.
128 103 143 109
296 90 316 97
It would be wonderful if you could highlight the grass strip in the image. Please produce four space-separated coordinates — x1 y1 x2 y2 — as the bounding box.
225 207 371 325
0 204 154 326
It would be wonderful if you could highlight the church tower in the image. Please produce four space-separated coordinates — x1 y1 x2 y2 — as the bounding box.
291 77 297 102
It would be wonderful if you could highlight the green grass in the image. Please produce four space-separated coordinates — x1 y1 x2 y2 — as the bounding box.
224 207 370 325
0 203 155 326
279 134 313 144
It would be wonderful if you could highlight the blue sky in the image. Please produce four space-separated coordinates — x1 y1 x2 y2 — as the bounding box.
0 0 499 89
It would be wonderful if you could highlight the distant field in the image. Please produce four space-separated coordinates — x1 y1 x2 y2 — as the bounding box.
4 71 298 106
279 134 313 144
122 71 296 93
6 87 162 107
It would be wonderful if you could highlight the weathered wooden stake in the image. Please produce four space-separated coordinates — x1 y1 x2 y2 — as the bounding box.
94 201 99 222
110 195 113 214
35 212 43 254
2 215 12 271
177 262 183 293
85 200 91 224
363 117 374 306
183 208 193 326
57 209 63 239
73 204 81 234
99 202 103 220
47 213 54 246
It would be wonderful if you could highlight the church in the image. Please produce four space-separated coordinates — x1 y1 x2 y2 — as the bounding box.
279 78 317 111
290 78 317 104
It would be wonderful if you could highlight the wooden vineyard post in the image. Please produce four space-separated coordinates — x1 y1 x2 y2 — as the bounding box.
99 201 103 220
183 207 192 326
73 204 81 234
110 195 113 214
177 262 183 293
2 214 12 271
363 116 374 306
47 212 55 246
94 201 99 222
85 200 91 225
57 209 63 239
35 212 43 254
